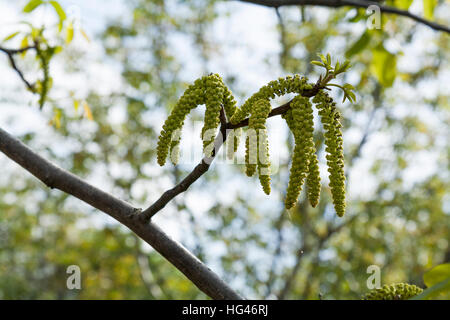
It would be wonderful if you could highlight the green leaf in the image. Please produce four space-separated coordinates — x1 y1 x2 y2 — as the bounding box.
318 53 327 65
348 8 366 23
397 0 413 10
23 0 43 13
66 21 74 44
3 31 21 42
311 61 325 67
49 1 67 22
423 0 437 20
335 61 340 72
424 263 450 287
346 31 371 58
410 278 450 300
53 108 62 129
20 36 29 58
73 99 80 112
370 46 397 87
411 263 450 300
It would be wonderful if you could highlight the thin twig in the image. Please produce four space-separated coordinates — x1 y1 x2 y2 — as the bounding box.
0 45 37 92
238 0 450 34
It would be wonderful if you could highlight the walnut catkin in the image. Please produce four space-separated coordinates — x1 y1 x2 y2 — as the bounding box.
156 74 348 217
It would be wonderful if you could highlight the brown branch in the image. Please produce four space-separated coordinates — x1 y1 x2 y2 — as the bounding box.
141 85 323 221
0 127 243 300
238 0 450 34
0 45 37 92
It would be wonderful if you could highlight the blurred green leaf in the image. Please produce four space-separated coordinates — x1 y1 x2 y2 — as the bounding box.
424 263 450 287
73 99 80 112
2 31 21 42
370 46 397 87
347 9 366 22
346 31 371 57
66 21 74 44
23 0 43 13
19 36 29 58
411 278 450 300
397 0 413 10
49 1 66 22
423 0 437 20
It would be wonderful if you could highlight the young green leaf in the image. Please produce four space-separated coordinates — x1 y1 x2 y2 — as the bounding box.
20 36 29 58
23 0 43 13
3 31 21 42
423 0 437 20
66 21 74 44
49 1 67 22
398 0 413 10
311 60 325 68
370 46 397 87
73 99 79 112
345 31 371 58
424 263 450 289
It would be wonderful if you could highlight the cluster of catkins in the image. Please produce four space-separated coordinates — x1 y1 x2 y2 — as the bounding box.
156 74 347 216
156 74 240 165
362 283 423 300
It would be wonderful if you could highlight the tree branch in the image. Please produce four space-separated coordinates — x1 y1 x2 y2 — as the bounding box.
238 0 450 34
0 127 243 300
0 45 37 92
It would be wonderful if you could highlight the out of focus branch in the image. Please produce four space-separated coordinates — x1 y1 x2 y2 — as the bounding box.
0 45 37 92
238 0 450 34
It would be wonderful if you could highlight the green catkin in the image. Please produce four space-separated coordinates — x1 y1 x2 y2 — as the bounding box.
226 128 241 160
306 151 321 207
247 99 272 194
362 283 423 300
313 91 346 217
202 74 224 157
169 129 182 165
157 74 231 165
222 84 238 120
258 128 271 194
284 96 313 209
233 128 241 153
223 84 242 158
303 99 321 208
230 75 310 125
245 134 255 176
157 78 205 166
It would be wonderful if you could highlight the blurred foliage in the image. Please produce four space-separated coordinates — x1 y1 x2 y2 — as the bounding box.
0 0 449 299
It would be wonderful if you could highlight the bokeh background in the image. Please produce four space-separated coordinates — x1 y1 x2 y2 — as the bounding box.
0 0 449 299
